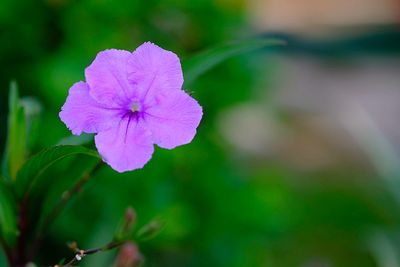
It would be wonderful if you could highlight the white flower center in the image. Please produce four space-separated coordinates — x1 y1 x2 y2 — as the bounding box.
130 101 141 113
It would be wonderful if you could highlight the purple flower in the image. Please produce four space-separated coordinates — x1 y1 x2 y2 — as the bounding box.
59 42 203 172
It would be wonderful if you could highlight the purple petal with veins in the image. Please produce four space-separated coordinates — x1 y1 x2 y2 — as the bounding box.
59 42 203 172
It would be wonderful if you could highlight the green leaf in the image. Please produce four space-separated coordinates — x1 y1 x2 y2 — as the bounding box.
0 246 10 267
2 81 27 180
14 145 100 198
57 133 93 146
182 38 285 86
37 155 101 231
0 180 18 246
20 96 43 150
114 207 136 241
136 218 165 241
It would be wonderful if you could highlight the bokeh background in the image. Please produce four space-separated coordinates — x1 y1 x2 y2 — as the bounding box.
1 0 400 266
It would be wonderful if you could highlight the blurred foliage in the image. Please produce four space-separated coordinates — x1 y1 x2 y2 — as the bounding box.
0 179 18 247
1 0 400 267
2 82 26 180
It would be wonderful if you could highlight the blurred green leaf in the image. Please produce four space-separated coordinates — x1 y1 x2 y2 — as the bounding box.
2 81 27 180
0 179 18 247
114 207 136 241
136 218 165 241
36 155 101 235
0 246 9 267
57 133 93 146
368 231 400 267
14 145 99 199
182 38 285 85
20 96 42 150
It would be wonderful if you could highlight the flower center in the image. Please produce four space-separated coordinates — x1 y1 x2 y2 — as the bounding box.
130 101 141 113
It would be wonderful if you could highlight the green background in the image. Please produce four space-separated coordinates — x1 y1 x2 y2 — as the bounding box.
1 0 400 266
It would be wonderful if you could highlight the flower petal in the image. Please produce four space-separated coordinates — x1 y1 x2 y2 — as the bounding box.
144 90 203 149
85 49 133 107
127 42 183 102
95 116 154 172
59 82 121 135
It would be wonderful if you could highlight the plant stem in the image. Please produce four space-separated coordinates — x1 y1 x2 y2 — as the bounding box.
55 240 126 267
13 196 29 267
28 161 103 261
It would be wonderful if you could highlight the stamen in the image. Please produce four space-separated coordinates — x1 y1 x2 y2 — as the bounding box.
130 101 141 113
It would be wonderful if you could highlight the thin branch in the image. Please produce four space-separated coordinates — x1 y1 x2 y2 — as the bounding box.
53 240 126 267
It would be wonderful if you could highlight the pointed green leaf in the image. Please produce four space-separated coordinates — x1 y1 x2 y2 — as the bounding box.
114 207 136 241
14 145 100 198
136 218 165 241
0 180 18 246
2 81 27 180
20 96 43 150
182 38 285 85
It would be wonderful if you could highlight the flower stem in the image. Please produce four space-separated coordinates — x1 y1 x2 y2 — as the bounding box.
29 161 103 261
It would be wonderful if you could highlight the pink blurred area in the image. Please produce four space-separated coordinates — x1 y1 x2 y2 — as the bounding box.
218 1 400 172
248 0 400 35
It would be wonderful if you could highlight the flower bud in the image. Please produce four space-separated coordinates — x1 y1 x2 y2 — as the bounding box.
136 219 164 241
114 242 142 267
